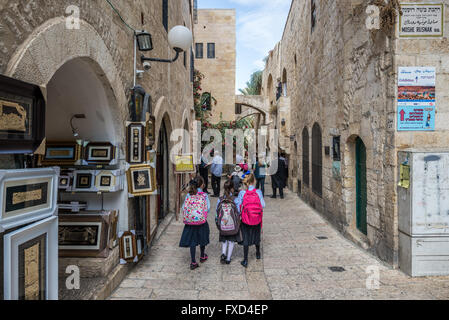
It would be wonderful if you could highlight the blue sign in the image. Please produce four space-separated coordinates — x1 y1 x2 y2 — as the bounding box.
398 102 435 131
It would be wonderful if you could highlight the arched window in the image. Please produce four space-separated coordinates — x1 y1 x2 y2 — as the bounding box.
312 123 322 197
302 127 310 187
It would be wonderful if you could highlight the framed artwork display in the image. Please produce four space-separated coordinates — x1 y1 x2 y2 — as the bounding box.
3 216 58 300
72 171 95 192
0 74 46 154
119 230 138 264
174 154 196 174
84 142 116 165
58 212 111 258
58 174 71 191
94 170 123 193
126 164 156 197
39 142 82 166
0 168 59 233
108 210 119 249
126 122 145 165
146 115 156 147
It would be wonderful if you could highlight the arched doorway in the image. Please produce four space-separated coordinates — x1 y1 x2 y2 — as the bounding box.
157 119 170 222
302 127 310 188
312 123 322 197
355 137 367 235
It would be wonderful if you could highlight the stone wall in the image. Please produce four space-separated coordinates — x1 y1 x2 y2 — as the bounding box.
194 9 236 123
261 0 449 266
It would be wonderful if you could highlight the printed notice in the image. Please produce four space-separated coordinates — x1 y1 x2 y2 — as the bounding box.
398 67 436 131
399 4 444 37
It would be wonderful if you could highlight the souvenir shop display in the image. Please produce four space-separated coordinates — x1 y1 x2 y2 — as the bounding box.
0 74 46 154
0 168 59 233
126 122 146 165
146 115 156 147
38 142 82 166
83 142 117 165
72 171 95 192
119 230 138 264
126 164 156 197
58 211 113 258
94 169 124 193
2 216 58 300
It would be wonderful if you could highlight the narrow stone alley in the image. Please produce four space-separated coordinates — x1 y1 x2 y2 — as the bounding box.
110 188 449 300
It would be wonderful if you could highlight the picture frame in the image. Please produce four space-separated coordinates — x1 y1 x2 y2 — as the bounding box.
146 115 156 147
72 171 95 192
0 168 59 233
3 216 58 300
94 170 124 193
126 122 146 165
58 174 71 191
84 142 116 165
126 164 156 197
58 211 111 258
0 74 46 154
174 154 196 174
119 230 138 264
39 142 82 166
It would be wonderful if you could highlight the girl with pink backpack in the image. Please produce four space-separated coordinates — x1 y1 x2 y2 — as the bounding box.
179 176 210 270
237 173 265 268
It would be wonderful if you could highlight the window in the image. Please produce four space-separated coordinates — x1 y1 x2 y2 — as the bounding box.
207 43 215 59
162 0 168 32
235 104 242 115
311 0 317 32
195 43 203 59
190 48 194 82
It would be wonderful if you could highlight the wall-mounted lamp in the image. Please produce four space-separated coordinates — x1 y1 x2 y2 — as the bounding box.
139 26 193 64
70 114 86 137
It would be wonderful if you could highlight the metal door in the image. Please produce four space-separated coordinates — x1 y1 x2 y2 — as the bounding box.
356 137 367 235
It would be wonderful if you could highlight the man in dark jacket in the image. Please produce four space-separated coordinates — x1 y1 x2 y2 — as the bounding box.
271 154 287 199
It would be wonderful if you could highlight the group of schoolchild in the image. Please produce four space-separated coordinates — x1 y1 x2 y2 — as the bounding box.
179 161 265 270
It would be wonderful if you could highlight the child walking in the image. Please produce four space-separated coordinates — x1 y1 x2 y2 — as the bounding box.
238 173 265 268
216 180 242 264
179 176 210 270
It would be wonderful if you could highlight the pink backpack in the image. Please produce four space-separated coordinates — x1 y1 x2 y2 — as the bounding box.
183 192 208 225
240 189 263 226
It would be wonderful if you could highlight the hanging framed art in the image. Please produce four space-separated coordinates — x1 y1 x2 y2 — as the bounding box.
0 74 46 154
126 122 146 165
84 142 116 165
126 164 156 197
0 168 59 233
38 142 82 166
119 230 138 264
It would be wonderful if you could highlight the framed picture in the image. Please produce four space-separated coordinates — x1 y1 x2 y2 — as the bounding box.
108 210 119 249
39 142 82 166
3 216 58 300
94 170 123 193
174 154 196 174
126 164 156 197
58 212 111 258
119 231 138 264
72 171 95 192
146 115 156 147
58 175 71 191
126 122 145 165
0 74 45 154
0 168 59 233
84 142 116 165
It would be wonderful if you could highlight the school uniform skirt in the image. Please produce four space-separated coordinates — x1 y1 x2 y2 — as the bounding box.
179 222 210 248
219 228 243 243
239 223 261 246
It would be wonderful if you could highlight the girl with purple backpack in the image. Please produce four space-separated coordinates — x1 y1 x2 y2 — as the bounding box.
237 173 265 268
179 176 210 270
216 180 242 265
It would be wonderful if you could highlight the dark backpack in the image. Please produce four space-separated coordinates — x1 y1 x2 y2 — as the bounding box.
216 196 241 236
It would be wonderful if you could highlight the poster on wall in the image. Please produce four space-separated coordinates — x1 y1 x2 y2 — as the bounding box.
398 67 436 131
399 4 444 38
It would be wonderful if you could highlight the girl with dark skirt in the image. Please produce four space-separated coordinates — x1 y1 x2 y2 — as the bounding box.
179 176 210 270
216 180 242 265
237 173 265 268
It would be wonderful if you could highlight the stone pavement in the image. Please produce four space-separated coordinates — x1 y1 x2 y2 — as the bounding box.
110 188 449 300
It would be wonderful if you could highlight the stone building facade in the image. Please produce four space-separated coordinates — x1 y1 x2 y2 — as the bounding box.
262 0 449 266
0 0 195 298
194 9 236 123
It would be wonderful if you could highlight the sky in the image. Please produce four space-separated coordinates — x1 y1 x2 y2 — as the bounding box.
198 0 292 94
